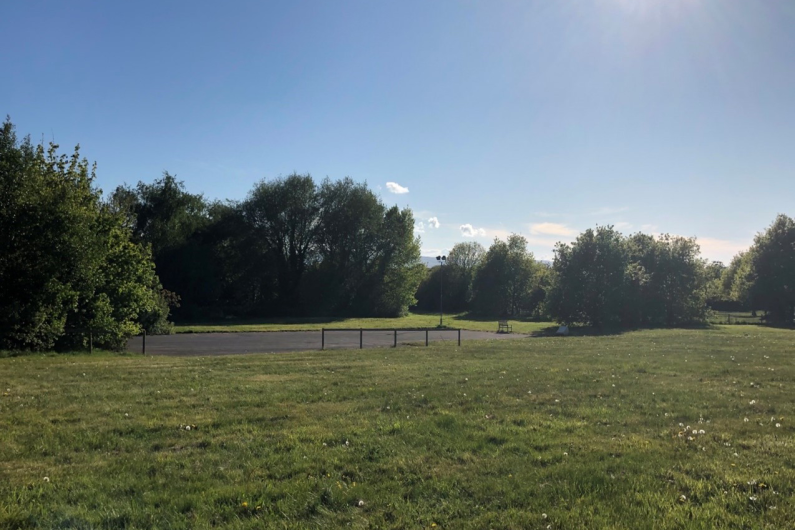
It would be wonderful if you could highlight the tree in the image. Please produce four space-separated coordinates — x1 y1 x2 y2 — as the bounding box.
547 226 627 327
0 118 168 351
447 242 485 272
547 227 708 328
310 177 422 316
470 235 540 316
749 214 795 324
243 174 319 313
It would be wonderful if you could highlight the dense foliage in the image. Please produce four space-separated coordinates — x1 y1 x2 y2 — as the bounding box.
718 215 795 325
0 119 170 351
546 227 708 327
112 174 424 319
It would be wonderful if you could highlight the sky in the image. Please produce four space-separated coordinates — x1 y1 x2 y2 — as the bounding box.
4 0 795 263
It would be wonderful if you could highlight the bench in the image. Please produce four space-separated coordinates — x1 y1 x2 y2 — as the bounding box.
497 320 512 333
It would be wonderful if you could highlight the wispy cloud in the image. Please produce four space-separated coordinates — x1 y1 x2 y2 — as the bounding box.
695 237 751 263
428 216 440 228
386 182 409 194
460 224 486 237
529 222 577 237
414 221 425 234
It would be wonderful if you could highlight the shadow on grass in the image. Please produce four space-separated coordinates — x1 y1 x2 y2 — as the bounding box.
450 312 546 324
528 322 719 338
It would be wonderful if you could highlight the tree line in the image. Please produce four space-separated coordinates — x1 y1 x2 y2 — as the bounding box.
1 119 423 350
416 218 795 328
110 172 423 321
3 116 794 351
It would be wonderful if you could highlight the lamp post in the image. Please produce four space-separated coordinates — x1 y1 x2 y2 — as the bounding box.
436 255 446 326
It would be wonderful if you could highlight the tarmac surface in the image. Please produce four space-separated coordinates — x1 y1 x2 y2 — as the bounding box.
126 329 528 356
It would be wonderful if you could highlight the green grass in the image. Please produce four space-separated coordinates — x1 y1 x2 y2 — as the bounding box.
1 326 794 529
174 312 553 335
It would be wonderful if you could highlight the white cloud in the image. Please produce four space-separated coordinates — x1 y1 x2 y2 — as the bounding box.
414 221 425 234
483 227 511 240
613 222 633 231
640 224 658 232
386 182 409 194
529 222 577 237
460 224 486 237
695 237 751 264
428 216 440 228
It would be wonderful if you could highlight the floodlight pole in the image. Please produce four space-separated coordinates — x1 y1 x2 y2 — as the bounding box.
436 255 446 326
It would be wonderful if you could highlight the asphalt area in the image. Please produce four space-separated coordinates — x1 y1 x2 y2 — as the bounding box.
126 330 528 356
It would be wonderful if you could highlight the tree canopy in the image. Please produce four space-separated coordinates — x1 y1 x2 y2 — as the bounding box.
0 118 169 351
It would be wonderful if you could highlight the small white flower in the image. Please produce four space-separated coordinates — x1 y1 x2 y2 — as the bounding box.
43 477 50 483
563 452 568 456
679 494 687 503
776 423 781 428
749 495 757 502
185 425 191 431
345 439 350 447
679 423 684 427
749 400 756 405
698 429 705 435
541 513 548 519
357 500 365 507
744 418 749 423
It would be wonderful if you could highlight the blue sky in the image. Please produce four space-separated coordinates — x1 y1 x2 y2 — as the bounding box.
4 0 795 263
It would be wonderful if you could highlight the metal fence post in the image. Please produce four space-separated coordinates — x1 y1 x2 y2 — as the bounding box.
89 330 93 354
321 328 325 350
393 329 397 348
425 329 428 346
458 328 461 347
359 328 363 349
142 329 146 355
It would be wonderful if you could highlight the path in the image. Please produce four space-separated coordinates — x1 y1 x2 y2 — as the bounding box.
126 329 527 356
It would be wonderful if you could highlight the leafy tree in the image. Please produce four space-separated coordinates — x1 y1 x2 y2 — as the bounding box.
310 178 422 316
242 174 319 312
548 227 708 328
414 242 485 314
748 214 795 324
547 226 627 327
447 242 485 272
0 118 168 351
470 235 540 316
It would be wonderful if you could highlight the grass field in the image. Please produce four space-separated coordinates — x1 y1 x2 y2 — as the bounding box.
174 312 553 335
1 326 794 528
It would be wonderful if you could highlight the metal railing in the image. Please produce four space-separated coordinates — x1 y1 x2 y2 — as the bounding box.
321 327 461 350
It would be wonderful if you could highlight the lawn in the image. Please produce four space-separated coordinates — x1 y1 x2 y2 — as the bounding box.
1 326 793 529
173 312 553 335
